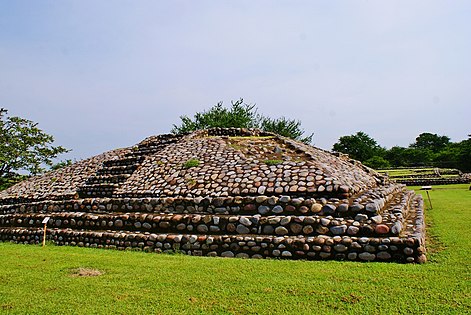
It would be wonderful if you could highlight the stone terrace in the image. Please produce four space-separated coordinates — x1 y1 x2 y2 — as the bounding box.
0 128 426 263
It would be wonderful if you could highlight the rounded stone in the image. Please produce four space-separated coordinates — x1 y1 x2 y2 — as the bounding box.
275 226 289 235
347 226 360 235
281 251 292 257
337 203 349 213
197 224 209 233
322 204 336 215
279 196 291 203
371 215 383 224
272 205 283 214
236 253 249 258
333 244 348 252
330 225 347 235
376 251 391 260
221 251 234 258
280 217 291 226
375 224 390 234
391 222 402 235
239 217 252 226
302 225 314 234
311 204 322 213
236 225 250 234
258 205 270 214
358 252 376 261
347 252 358 260
354 214 369 222
403 247 414 255
290 223 303 234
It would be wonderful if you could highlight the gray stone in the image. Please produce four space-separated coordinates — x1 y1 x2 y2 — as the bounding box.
272 205 283 214
239 217 252 226
365 202 379 213
354 214 369 222
391 222 402 235
320 218 330 226
281 251 292 257
258 205 270 214
403 247 414 255
236 225 250 234
280 217 291 226
358 252 376 261
221 251 234 258
330 225 347 235
347 252 358 260
371 215 382 224
347 226 359 235
376 251 391 260
257 186 266 194
279 196 291 203
337 203 349 213
350 203 364 212
333 244 348 252
236 253 250 258
322 204 336 215
197 224 208 233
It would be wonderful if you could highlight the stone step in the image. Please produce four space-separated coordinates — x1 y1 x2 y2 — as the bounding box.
0 227 425 263
84 174 131 184
96 165 138 175
103 157 144 167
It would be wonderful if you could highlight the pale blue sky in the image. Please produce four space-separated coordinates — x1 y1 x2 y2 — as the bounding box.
1 1 470 161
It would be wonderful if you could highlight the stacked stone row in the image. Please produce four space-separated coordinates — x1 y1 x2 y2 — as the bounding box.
0 209 404 238
0 225 426 263
0 184 404 218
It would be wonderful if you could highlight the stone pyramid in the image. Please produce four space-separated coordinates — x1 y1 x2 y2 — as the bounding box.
0 128 426 263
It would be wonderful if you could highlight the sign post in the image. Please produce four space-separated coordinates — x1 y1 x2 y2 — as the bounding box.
42 217 51 247
420 186 432 209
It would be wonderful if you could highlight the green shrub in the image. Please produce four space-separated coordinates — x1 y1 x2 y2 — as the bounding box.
263 159 283 166
182 158 200 168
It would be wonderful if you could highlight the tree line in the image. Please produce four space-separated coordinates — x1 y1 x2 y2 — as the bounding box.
332 131 471 172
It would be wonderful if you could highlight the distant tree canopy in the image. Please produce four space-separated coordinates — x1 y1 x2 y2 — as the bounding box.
172 99 313 144
0 108 69 188
333 131 471 172
332 132 385 162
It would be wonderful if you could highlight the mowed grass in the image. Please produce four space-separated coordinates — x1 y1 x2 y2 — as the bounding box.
1 185 470 314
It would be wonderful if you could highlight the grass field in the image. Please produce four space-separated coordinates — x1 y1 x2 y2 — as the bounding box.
1 185 470 314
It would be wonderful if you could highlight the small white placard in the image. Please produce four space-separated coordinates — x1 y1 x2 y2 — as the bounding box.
42 217 51 224
420 186 432 190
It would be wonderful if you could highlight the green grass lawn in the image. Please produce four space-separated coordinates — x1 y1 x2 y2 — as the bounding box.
1 185 470 314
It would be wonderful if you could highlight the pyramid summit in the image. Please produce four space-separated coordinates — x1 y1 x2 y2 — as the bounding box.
0 128 426 263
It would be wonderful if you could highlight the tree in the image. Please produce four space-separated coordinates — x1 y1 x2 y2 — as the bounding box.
172 99 314 144
332 131 385 162
172 99 258 134
260 116 313 144
0 108 69 178
410 132 450 152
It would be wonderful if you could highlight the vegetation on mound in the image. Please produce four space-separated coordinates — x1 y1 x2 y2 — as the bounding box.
0 184 469 314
